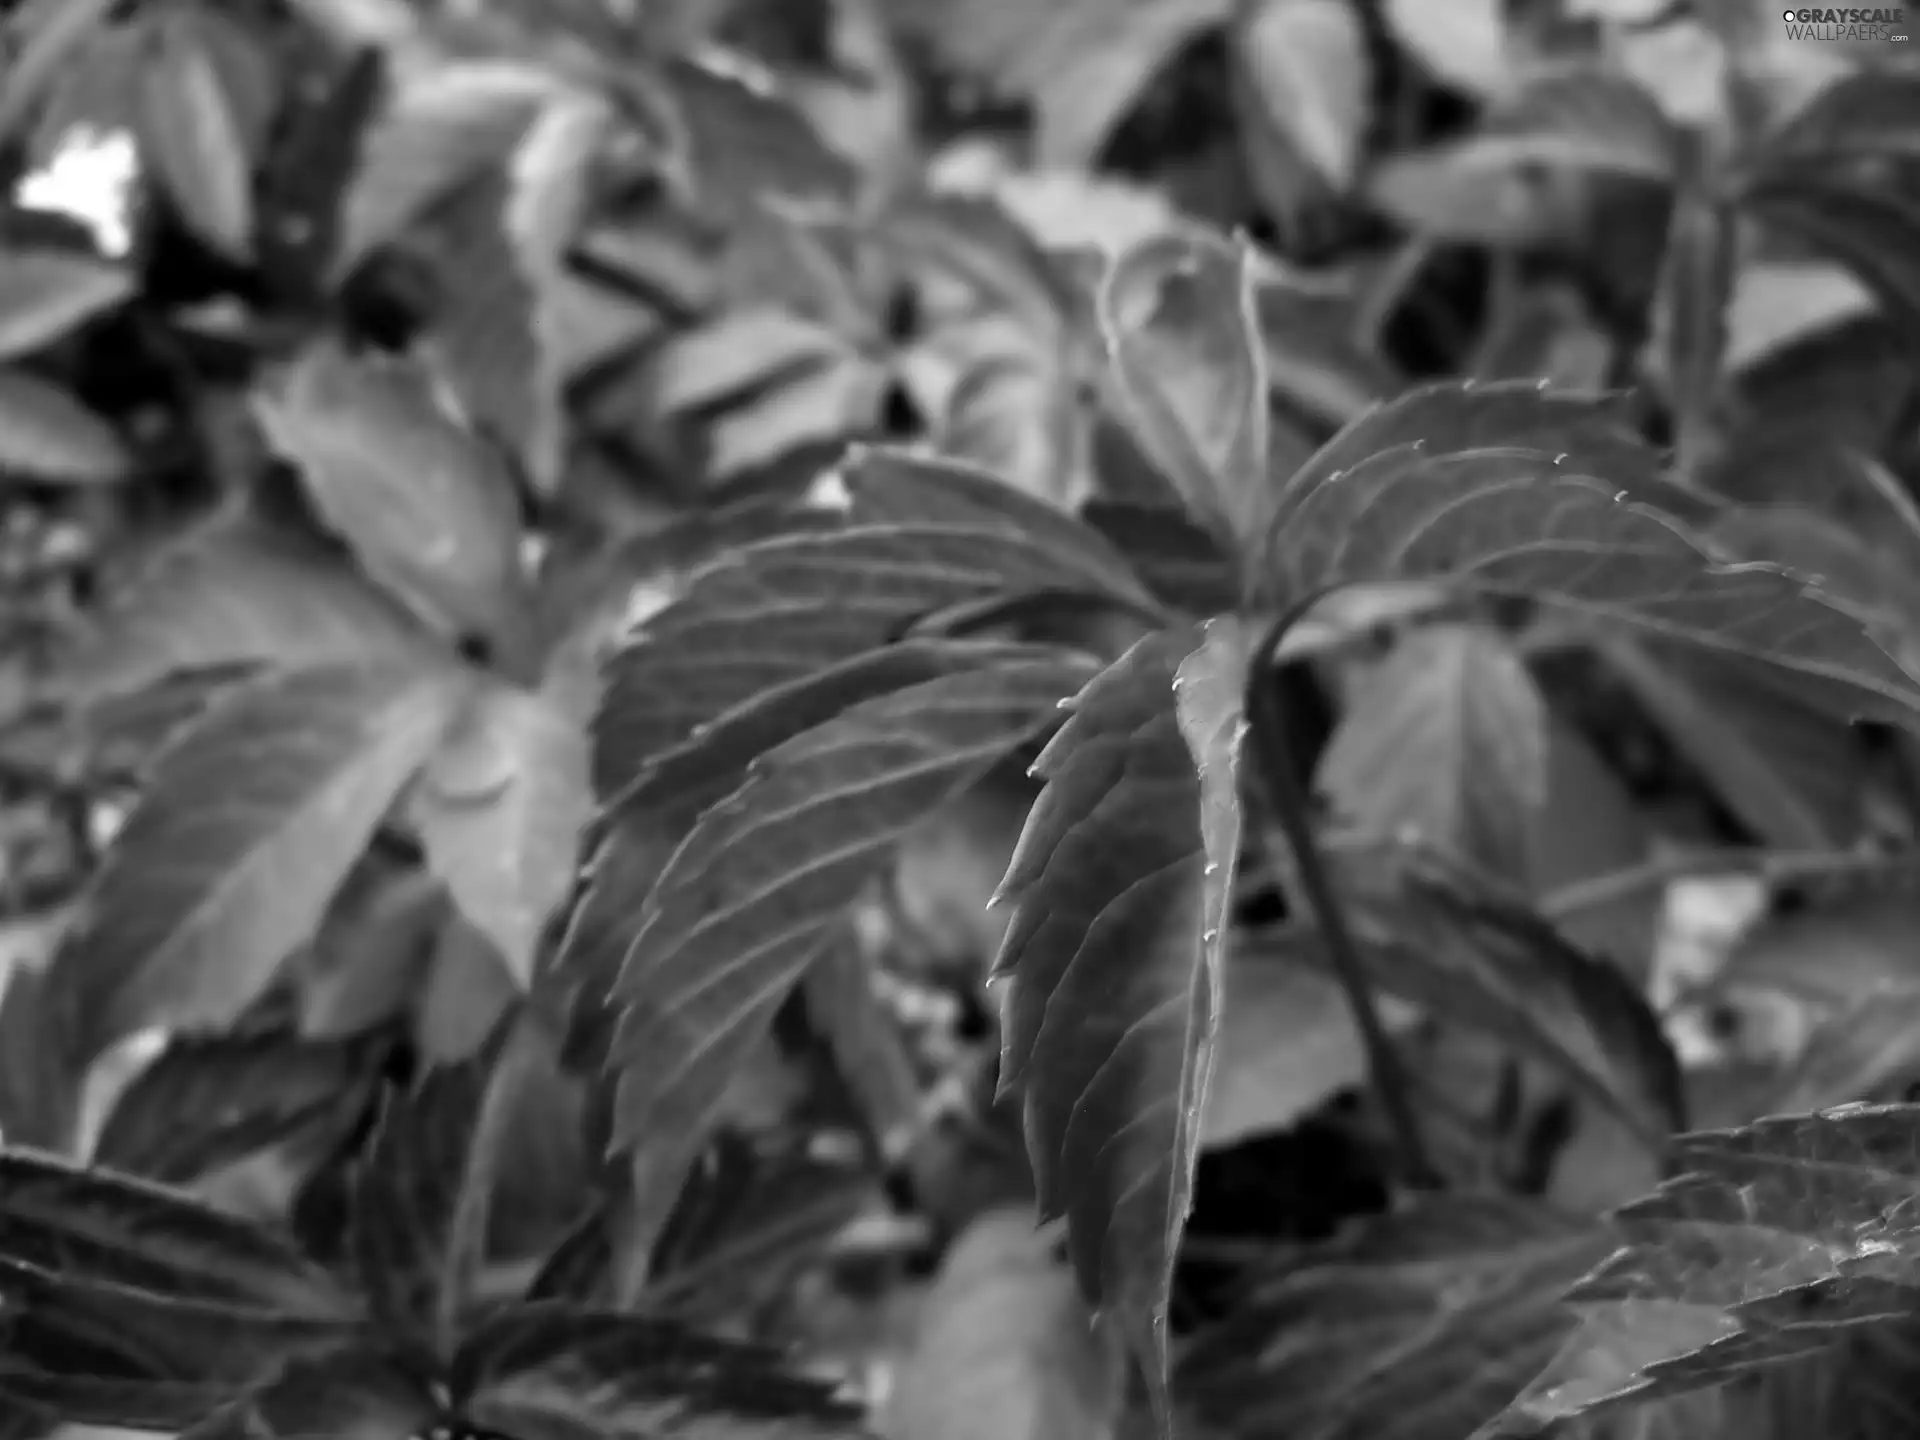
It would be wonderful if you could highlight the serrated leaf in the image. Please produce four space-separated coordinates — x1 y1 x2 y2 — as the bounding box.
1317 622 1549 887
1100 232 1268 549
0 1149 354 1307
1488 1103 1920 1431
255 341 529 655
557 637 1005 1117
839 448 1157 606
889 0 1233 166
591 463 1157 801
50 659 467 1065
449 1303 868 1437
1254 378 1920 723
0 1150 360 1430
1235 0 1370 190
884 1207 1121 1440
137 7 255 258
345 1012 532 1358
90 1027 376 1188
1182 1196 1613 1440
605 644 1095 1168
411 648 595 987
994 617 1251 1420
0 246 133 360
57 504 433 710
0 364 130 483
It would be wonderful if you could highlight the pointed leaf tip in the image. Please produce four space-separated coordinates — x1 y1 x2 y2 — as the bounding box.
993 618 1252 1421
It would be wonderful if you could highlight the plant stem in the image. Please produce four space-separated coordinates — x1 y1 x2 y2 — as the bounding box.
1246 612 1439 1189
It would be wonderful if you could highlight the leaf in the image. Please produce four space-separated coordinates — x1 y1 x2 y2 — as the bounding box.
255 341 530 655
1181 1196 1614 1440
884 1207 1121 1440
0 1150 360 1430
890 0 1235 165
1600 637 1873 851
0 964 82 1153
1234 0 1371 191
0 0 120 151
449 1303 868 1438
660 53 857 224
137 6 256 258
0 364 130 483
1764 984 1920 1116
1487 1103 1920 1431
557 637 1004 1116
331 60 552 279
1203 946 1417 1148
411 648 596 986
636 1136 873 1321
1254 379 1920 724
255 42 384 302
1382 0 1510 97
57 504 432 710
346 1011 534 1358
90 1027 377 1188
1365 144 1584 245
414 79 603 498
1099 232 1269 549
180 1351 435 1440
1317 622 1549 888
1728 869 1920 989
591 454 1157 801
803 942 923 1152
1473 71 1682 181
0 1149 354 1309
1082 495 1241 615
1752 67 1920 168
993 617 1251 1419
0 245 133 360
49 659 468 1066
1312 840 1683 1146
1738 74 1920 337
604 644 1095 1172
1740 172 1920 341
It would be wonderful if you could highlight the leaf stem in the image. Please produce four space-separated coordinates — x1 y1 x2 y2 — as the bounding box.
1245 610 1439 1189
